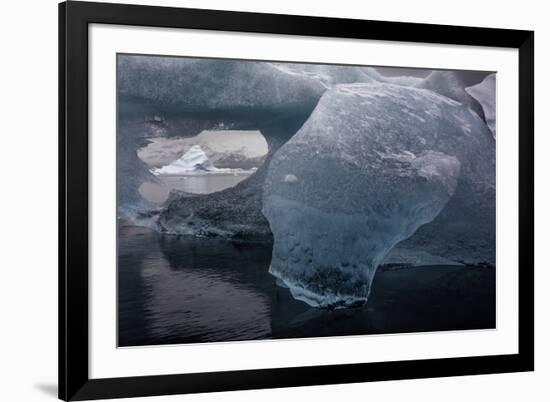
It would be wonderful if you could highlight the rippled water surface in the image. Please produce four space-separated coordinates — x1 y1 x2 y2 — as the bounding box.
118 225 495 347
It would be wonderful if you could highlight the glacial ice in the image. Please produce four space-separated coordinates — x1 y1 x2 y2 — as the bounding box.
118 55 328 114
117 115 161 217
117 55 495 287
362 67 424 87
416 70 486 121
152 145 220 175
466 73 496 137
270 63 377 87
262 82 493 307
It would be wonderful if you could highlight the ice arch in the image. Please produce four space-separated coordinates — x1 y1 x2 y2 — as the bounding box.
136 130 268 203
117 55 494 278
117 55 377 236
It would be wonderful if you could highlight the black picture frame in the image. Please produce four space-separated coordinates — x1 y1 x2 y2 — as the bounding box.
59 1 534 400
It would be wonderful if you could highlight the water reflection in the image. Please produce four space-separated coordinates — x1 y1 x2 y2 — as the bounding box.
140 250 272 341
118 224 495 347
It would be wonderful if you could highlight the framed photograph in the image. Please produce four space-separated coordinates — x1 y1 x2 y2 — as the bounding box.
59 1 534 400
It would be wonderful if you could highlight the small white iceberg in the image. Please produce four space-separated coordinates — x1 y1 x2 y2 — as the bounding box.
152 145 223 175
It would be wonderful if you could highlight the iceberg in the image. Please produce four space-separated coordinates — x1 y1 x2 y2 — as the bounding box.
466 74 496 137
416 70 486 121
117 56 495 272
152 145 219 175
262 82 494 307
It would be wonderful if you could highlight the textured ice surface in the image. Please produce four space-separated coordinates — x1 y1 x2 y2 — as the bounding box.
270 63 377 87
118 55 328 113
117 114 161 219
466 74 496 137
362 67 424 87
417 70 486 121
263 82 494 307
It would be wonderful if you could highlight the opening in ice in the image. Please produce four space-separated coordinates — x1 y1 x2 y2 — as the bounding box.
137 130 268 203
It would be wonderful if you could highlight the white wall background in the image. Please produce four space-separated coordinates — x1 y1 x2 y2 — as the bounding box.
0 0 546 401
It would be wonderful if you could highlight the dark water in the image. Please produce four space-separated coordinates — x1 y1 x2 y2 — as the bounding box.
118 225 496 347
